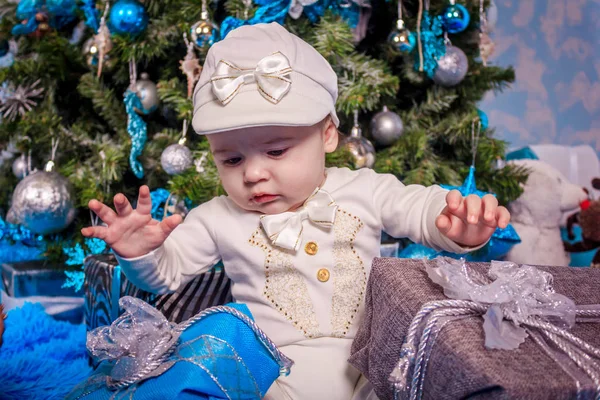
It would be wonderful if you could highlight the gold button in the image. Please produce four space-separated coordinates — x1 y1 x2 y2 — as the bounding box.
304 241 318 256
317 268 330 282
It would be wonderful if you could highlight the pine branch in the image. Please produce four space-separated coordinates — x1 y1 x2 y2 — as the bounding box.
78 73 128 136
337 53 400 114
114 16 181 64
167 153 224 206
310 13 355 61
224 0 258 20
157 78 193 120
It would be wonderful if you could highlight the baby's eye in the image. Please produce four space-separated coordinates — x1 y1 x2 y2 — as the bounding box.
223 157 242 166
267 148 288 157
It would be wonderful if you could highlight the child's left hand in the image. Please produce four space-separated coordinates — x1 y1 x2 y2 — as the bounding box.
435 190 511 247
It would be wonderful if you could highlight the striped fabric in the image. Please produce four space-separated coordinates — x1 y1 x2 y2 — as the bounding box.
84 254 233 331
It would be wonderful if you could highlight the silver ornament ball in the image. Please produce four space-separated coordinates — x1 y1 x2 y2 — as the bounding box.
370 106 404 146
6 171 76 235
12 154 29 179
341 126 376 169
165 194 189 219
161 143 193 175
82 37 115 71
433 45 469 87
134 72 159 113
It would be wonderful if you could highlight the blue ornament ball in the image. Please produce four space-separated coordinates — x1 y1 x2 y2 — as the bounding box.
442 3 470 34
190 20 219 48
109 0 148 36
477 109 488 130
388 28 416 53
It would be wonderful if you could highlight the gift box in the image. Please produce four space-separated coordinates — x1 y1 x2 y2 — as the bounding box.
1 260 79 298
1 260 83 322
349 258 600 400
84 253 233 332
68 296 293 400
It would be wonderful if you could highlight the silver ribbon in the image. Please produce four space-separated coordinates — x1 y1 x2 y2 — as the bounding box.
86 296 294 391
210 51 292 105
389 258 600 400
260 187 338 251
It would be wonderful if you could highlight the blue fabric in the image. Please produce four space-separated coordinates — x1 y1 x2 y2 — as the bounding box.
67 303 281 400
505 146 539 161
0 302 91 400
561 226 596 267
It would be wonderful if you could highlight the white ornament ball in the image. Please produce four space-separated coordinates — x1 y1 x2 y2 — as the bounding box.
370 106 404 146
161 144 193 175
433 46 469 87
6 171 76 235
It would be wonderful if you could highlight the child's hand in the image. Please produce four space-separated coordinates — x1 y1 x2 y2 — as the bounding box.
435 190 510 247
0 304 6 347
81 185 183 258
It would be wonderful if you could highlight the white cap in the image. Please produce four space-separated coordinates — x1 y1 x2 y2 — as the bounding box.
192 22 339 135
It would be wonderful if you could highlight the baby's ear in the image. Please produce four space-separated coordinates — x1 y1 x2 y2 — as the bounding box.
322 118 339 153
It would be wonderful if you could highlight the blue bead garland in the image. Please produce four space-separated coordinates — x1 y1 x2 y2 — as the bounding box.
124 89 147 179
414 11 446 78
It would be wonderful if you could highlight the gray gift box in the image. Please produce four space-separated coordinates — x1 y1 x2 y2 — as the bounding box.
84 254 233 332
349 258 600 400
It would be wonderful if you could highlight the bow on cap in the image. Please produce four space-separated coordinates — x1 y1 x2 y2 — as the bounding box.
260 188 338 251
210 51 292 105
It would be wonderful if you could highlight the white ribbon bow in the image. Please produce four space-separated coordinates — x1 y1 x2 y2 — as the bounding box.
260 188 338 251
210 51 293 105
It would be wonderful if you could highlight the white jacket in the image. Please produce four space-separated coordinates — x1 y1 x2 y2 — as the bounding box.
116 167 470 347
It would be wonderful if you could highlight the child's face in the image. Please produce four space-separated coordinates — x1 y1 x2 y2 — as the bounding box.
207 117 338 214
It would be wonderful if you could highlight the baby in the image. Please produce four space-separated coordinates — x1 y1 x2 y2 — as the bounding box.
82 23 510 400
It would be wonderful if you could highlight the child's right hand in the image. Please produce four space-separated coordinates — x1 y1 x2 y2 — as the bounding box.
81 185 183 259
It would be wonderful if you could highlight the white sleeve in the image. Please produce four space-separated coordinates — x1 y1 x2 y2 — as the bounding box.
114 199 222 294
371 172 479 254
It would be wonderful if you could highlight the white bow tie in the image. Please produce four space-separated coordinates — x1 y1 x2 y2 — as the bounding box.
210 51 292 105
260 188 338 251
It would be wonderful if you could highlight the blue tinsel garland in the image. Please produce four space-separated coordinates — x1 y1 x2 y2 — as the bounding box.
219 0 360 39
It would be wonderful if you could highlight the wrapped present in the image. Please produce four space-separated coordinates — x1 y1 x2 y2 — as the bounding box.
1 260 83 322
1 260 78 298
67 296 293 399
84 254 233 332
349 257 600 400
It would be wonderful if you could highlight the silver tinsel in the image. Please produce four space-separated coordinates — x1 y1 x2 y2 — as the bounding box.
6 171 76 235
0 80 44 121
134 72 159 114
433 45 469 87
161 144 193 175
369 106 404 146
12 154 29 179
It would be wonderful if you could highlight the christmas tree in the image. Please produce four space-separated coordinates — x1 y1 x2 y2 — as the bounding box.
0 0 527 269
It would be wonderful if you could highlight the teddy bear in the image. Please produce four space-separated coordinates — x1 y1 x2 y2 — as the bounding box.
504 159 588 266
564 178 600 268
